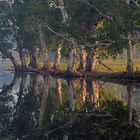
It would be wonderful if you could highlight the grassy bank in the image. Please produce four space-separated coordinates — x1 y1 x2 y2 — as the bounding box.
1 59 140 72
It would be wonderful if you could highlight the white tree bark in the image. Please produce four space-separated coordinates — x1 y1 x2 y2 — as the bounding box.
53 44 62 70
126 33 134 73
58 0 68 22
67 47 77 72
39 31 50 70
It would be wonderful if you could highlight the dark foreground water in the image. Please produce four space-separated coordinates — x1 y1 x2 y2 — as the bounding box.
0 67 140 140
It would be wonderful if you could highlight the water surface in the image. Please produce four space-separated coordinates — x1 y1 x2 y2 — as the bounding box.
0 67 140 140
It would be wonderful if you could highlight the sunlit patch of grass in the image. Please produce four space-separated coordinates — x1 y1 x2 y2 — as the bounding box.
99 59 140 72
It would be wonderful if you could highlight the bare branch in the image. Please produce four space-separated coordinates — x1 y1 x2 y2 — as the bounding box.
75 0 113 21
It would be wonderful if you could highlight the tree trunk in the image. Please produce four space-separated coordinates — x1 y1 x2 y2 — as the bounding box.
58 0 68 23
92 51 99 72
39 31 50 70
124 0 131 5
29 52 40 69
67 48 77 72
3 50 20 70
86 51 99 72
56 79 62 105
126 33 134 73
86 52 92 71
38 76 50 128
53 44 62 70
18 47 27 68
77 48 87 71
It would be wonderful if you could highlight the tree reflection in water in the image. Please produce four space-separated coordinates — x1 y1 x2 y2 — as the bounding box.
0 74 140 140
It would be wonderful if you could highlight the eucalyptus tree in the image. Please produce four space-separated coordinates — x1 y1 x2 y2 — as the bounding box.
67 0 140 73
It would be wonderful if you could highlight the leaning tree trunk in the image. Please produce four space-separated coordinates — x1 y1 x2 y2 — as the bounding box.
53 44 62 70
67 48 77 72
3 50 20 70
77 47 87 72
58 0 68 23
126 33 134 73
39 31 50 70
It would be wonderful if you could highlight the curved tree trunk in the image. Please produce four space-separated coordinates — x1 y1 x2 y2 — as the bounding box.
77 48 87 72
39 31 50 70
3 50 20 70
53 44 62 70
67 48 77 72
126 33 134 73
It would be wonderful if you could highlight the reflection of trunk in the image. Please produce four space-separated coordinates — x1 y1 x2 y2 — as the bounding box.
38 76 50 128
67 80 75 111
127 84 134 121
77 48 87 71
18 47 27 68
92 81 100 107
33 75 40 95
2 73 20 94
3 50 20 70
16 75 27 112
87 80 100 106
82 80 87 103
58 0 68 23
39 31 50 70
29 52 40 69
67 48 76 72
56 79 62 105
53 45 62 70
126 33 133 73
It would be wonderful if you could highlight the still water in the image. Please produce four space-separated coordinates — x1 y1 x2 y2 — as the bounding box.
0 67 140 140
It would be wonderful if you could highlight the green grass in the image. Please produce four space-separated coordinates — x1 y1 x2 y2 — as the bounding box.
100 59 140 72
2 59 140 72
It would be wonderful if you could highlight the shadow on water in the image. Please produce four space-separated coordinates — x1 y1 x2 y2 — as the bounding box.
0 72 140 140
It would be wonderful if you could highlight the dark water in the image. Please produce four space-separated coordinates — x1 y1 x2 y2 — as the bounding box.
0 67 140 140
